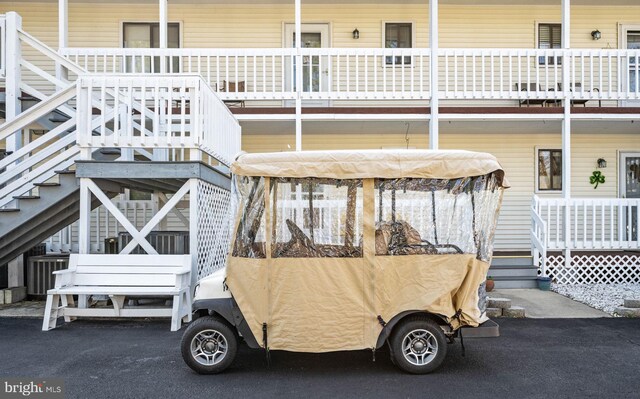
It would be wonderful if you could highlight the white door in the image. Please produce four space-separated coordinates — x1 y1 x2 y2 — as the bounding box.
284 23 330 106
621 26 640 106
619 152 640 241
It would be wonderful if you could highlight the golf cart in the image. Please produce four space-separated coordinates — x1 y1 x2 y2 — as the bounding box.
181 150 508 374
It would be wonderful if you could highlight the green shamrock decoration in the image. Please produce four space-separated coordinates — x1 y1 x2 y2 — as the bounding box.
589 171 605 189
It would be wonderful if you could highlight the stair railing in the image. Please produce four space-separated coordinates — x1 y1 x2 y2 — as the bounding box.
530 195 549 276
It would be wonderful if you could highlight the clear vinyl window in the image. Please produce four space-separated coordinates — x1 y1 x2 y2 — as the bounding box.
231 176 267 259
271 177 363 258
374 175 503 262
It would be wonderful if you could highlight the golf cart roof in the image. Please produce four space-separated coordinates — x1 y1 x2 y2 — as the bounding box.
232 149 508 186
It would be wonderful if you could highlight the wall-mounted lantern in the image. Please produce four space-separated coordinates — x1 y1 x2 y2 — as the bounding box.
591 30 602 41
353 28 360 40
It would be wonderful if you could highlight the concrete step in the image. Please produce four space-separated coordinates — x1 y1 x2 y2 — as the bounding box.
614 307 640 317
489 267 539 278
624 299 640 309
493 278 538 289
491 256 533 267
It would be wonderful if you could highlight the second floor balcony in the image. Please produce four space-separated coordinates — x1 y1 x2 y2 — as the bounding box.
59 47 640 106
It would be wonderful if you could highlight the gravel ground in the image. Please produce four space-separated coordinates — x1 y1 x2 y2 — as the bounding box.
551 283 640 315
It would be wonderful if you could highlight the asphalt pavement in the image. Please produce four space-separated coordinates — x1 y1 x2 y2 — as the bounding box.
1 318 639 399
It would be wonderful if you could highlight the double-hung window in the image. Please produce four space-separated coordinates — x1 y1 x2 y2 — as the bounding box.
123 22 180 72
538 23 562 66
385 23 412 66
537 149 563 191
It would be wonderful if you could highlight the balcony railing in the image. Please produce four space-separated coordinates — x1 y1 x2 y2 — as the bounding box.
61 47 640 103
76 74 241 166
531 195 640 276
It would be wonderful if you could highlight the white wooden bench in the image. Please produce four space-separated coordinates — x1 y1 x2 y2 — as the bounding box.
42 254 192 331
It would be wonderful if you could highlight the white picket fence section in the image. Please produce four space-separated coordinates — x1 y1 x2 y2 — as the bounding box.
76 74 241 166
531 195 640 283
61 47 640 102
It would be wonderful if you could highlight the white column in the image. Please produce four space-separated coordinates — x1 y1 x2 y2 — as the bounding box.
159 0 168 73
294 0 302 151
429 0 439 150
5 12 22 155
56 0 68 86
561 0 572 267
78 178 92 254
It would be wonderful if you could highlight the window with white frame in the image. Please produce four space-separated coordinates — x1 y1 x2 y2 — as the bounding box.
537 149 562 191
384 22 412 65
123 22 180 72
538 23 562 66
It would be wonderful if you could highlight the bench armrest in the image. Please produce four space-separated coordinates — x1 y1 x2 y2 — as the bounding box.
175 270 192 290
53 269 74 289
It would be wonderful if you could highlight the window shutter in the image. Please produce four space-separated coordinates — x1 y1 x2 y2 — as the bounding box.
539 25 551 49
551 24 561 49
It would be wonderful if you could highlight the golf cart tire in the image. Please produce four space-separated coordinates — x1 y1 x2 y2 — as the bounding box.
181 316 238 374
390 317 448 374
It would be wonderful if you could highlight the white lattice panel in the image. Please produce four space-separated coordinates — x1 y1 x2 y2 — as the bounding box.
545 254 640 285
196 180 232 280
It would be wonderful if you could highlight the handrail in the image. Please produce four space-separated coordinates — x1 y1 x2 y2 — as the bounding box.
0 84 75 142
76 74 241 167
60 46 640 101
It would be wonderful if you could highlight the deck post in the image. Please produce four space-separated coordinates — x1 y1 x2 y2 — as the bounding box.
561 0 572 269
57 0 68 87
159 0 168 73
429 0 439 149
78 178 92 255
294 0 302 151
5 12 22 157
189 178 199 293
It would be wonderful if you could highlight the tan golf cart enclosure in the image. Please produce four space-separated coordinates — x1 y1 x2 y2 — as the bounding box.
185 149 508 374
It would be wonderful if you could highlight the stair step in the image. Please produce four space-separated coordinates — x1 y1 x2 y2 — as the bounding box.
13 195 40 200
34 182 61 187
489 268 539 278
493 280 539 289
49 118 69 123
491 256 533 267
490 264 537 270
0 208 20 213
18 96 38 102
491 275 538 281
54 169 76 175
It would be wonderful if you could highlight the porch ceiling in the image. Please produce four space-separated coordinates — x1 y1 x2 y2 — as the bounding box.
240 119 640 136
14 0 640 5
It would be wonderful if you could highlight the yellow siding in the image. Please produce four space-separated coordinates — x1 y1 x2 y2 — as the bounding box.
1 2 638 50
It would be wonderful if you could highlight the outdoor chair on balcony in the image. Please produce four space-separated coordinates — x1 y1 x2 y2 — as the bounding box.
516 83 547 107
557 83 601 107
217 80 246 108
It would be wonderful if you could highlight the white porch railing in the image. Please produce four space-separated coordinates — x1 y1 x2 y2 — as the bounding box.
76 74 241 166
531 195 640 278
0 15 5 77
61 47 640 102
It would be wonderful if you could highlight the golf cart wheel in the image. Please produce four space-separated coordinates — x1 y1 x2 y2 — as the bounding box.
181 316 238 374
390 317 447 374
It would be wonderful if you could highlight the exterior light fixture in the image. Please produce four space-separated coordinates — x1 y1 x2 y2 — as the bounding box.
597 158 607 168
591 30 601 41
353 28 360 40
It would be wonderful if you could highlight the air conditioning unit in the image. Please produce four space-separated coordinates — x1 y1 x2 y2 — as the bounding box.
26 256 69 297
